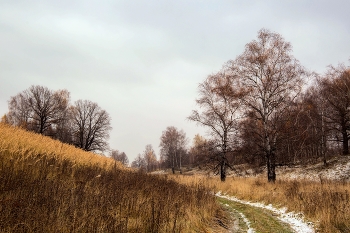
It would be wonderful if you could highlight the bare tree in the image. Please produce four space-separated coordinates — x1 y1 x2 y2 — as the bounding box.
53 104 74 144
131 153 146 170
7 93 31 128
318 64 350 155
159 126 187 174
284 85 330 165
71 100 111 152
0 114 10 124
188 72 242 181
143 144 157 172
110 150 129 166
7 85 70 135
189 134 207 167
229 29 306 182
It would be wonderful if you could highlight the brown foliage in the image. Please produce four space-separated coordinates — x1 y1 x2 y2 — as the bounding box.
227 29 306 182
188 72 242 181
319 65 350 155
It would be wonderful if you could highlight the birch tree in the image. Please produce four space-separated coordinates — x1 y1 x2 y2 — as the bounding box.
319 64 350 155
110 150 129 166
159 126 187 174
188 71 243 181
229 29 306 182
143 144 157 172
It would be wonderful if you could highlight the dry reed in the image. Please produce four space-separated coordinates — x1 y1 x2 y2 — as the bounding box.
0 123 222 232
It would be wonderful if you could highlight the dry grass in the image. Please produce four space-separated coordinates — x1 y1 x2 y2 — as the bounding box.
175 174 350 233
0 123 222 232
0 123 119 169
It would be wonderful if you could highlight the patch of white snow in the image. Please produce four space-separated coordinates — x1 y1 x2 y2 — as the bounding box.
278 156 350 182
238 211 255 233
225 203 255 233
217 192 315 233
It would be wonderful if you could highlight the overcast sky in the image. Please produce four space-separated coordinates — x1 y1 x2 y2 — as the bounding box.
1 0 349 162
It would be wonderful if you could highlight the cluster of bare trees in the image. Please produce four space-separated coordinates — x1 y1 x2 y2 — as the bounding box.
189 29 350 182
129 126 190 173
130 144 158 172
110 150 129 166
124 126 197 173
129 128 189 173
319 66 350 156
4 85 112 152
159 126 188 174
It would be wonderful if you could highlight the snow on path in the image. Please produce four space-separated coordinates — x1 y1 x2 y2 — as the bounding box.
237 211 255 233
217 192 315 233
224 203 255 233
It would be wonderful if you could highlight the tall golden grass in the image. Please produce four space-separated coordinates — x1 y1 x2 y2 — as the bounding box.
175 175 350 233
0 123 223 232
0 123 119 169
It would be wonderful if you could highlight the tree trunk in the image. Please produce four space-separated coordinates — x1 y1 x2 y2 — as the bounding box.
220 133 228 182
40 116 45 134
267 152 276 183
321 110 327 165
172 153 175 174
342 131 349 155
220 160 226 182
262 110 277 182
179 151 182 174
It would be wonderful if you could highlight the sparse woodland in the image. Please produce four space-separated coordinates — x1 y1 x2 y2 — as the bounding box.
188 29 350 183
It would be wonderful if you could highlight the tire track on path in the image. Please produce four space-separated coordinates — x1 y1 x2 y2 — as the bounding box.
236 210 255 233
222 203 255 233
217 192 315 233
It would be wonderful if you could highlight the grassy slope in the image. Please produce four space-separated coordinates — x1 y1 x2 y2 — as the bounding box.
0 123 222 232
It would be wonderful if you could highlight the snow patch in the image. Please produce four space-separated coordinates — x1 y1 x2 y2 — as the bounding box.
217 192 315 233
225 203 255 233
278 156 350 182
238 211 255 233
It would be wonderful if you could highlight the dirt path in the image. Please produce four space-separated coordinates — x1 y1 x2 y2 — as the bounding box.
220 202 251 233
217 193 315 233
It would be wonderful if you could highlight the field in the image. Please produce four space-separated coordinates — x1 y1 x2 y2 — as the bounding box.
174 173 350 232
1 123 350 232
0 123 223 232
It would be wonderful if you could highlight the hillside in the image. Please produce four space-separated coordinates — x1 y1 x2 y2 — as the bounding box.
0 123 223 232
179 156 350 183
276 156 350 182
